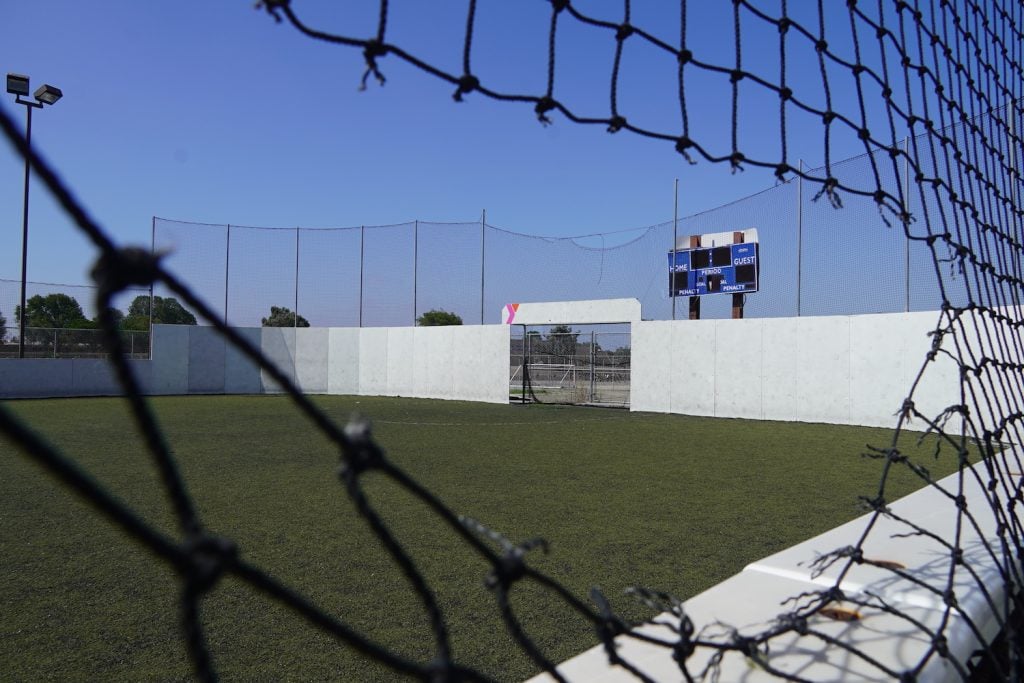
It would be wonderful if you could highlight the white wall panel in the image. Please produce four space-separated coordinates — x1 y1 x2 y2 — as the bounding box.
478 325 512 403
850 313 915 428
385 327 415 397
761 318 800 422
421 327 455 399
630 321 672 413
224 327 263 394
450 326 508 403
0 359 74 398
72 358 142 396
670 321 716 417
714 319 763 419
358 328 389 396
295 327 329 394
150 325 189 395
327 327 360 395
260 327 296 393
795 316 851 425
188 326 226 393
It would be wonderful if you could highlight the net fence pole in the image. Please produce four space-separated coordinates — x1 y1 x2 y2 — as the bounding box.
903 138 911 312
224 224 231 326
589 331 596 403
413 219 418 326
480 210 486 325
149 216 155 356
521 325 527 402
796 159 803 317
359 225 364 328
672 178 678 321
294 227 300 328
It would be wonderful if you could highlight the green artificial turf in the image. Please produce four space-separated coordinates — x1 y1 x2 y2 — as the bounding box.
0 395 962 681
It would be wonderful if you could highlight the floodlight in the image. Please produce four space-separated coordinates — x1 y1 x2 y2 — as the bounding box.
6 73 29 96
34 84 62 105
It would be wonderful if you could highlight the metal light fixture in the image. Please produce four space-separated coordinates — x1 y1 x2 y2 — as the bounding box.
6 73 29 96
33 84 62 105
6 72 63 358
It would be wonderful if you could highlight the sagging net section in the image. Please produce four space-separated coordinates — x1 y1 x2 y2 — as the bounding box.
1 0 1022 681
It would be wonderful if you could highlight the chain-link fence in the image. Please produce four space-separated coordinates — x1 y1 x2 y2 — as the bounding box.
511 330 631 407
0 278 151 357
0 327 150 359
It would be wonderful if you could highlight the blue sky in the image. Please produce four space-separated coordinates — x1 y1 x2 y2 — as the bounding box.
2 1 908 294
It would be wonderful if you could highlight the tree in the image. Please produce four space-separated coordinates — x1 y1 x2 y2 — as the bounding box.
261 306 310 327
15 293 89 329
547 324 579 361
0 308 5 343
124 295 198 328
416 309 462 326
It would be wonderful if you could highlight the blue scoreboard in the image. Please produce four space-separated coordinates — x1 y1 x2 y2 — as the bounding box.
668 242 759 297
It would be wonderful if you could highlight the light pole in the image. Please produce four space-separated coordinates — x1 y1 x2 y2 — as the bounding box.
6 73 62 359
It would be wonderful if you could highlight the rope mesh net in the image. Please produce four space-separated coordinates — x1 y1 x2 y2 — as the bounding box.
2 0 1023 680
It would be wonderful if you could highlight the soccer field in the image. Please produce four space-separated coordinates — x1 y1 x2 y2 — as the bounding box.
1 395 960 681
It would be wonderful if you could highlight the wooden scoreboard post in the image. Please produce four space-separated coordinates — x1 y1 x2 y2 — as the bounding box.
732 231 744 319
689 235 701 320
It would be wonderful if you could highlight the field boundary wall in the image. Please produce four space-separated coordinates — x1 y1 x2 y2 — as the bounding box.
0 324 511 404
0 310 965 433
631 310 960 430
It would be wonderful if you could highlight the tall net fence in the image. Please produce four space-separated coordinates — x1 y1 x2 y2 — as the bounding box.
151 130 990 328
2 0 1023 681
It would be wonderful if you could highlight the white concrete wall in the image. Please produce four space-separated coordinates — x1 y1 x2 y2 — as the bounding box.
502 298 641 325
528 458 1009 682
1 311 968 425
631 311 962 429
0 323 509 403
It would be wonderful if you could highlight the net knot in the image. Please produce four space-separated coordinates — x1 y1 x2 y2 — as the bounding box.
182 534 237 594
256 0 290 22
426 657 456 683
777 17 791 33
339 416 384 476
815 39 828 52
858 127 871 141
675 136 696 164
549 0 569 13
591 588 627 660
678 49 692 65
616 24 634 41
91 247 161 295
535 97 556 124
730 152 746 173
730 69 744 84
779 86 793 101
775 163 791 180
486 551 527 588
607 116 626 133
360 40 388 90
453 74 479 102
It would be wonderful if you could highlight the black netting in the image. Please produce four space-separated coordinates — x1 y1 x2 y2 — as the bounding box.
2 0 1023 681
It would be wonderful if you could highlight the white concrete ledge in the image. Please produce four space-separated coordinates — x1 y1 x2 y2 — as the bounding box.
526 461 1016 682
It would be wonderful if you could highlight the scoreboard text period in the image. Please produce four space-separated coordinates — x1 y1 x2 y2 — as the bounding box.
668 242 759 297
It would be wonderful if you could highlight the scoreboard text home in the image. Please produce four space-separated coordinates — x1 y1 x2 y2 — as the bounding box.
668 232 759 298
